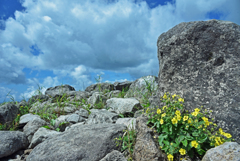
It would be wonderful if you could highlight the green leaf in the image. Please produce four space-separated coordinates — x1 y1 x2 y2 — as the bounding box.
158 134 168 146
197 148 206 155
198 135 208 143
192 131 199 137
162 145 169 151
163 140 169 146
176 135 185 145
185 133 194 140
42 125 50 129
182 139 188 147
162 126 169 133
169 125 172 135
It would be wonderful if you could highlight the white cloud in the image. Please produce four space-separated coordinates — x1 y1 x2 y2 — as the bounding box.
43 16 51 22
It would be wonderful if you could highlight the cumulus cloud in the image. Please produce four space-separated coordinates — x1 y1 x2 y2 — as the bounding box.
0 0 239 102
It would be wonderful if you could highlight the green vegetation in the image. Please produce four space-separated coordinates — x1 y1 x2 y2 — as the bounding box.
0 75 234 161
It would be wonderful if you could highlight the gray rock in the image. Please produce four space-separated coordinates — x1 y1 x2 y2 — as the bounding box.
87 92 108 108
107 98 142 115
29 127 61 149
157 19 240 143
202 142 240 161
133 116 167 161
86 109 119 124
107 90 122 99
124 75 158 102
75 108 89 118
26 124 126 161
85 82 114 93
66 113 80 123
0 131 28 158
19 113 41 125
113 81 132 91
0 103 19 126
53 115 70 129
52 102 78 114
100 150 127 161
65 122 85 131
116 118 136 130
23 117 47 142
45 84 75 98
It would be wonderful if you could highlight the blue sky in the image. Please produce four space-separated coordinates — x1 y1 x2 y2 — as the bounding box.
0 0 239 103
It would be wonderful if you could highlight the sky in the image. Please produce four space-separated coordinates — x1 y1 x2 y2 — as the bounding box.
0 0 239 104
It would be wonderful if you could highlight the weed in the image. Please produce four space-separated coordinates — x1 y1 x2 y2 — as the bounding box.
115 120 136 161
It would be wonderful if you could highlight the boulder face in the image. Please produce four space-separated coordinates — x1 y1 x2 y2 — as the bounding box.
26 124 126 161
157 19 240 143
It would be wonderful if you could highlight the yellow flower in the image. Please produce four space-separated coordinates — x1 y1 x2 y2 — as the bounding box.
188 119 192 124
176 115 181 121
172 117 178 124
146 108 150 114
191 140 198 148
205 121 210 126
175 110 181 116
162 106 167 110
179 148 186 155
167 154 174 161
160 119 164 124
183 116 188 121
172 94 177 99
194 108 200 113
219 128 223 134
192 111 198 117
178 98 184 102
224 133 232 138
194 119 198 123
215 137 223 146
202 117 208 122
163 93 168 99
157 109 161 114
161 113 166 117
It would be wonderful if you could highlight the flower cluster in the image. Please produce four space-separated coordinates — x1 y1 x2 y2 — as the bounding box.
145 92 233 161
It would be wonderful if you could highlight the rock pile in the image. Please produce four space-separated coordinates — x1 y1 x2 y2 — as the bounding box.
0 76 239 161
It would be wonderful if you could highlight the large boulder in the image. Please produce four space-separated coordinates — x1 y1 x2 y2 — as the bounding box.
0 131 29 158
26 123 126 161
45 84 75 98
157 19 240 143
